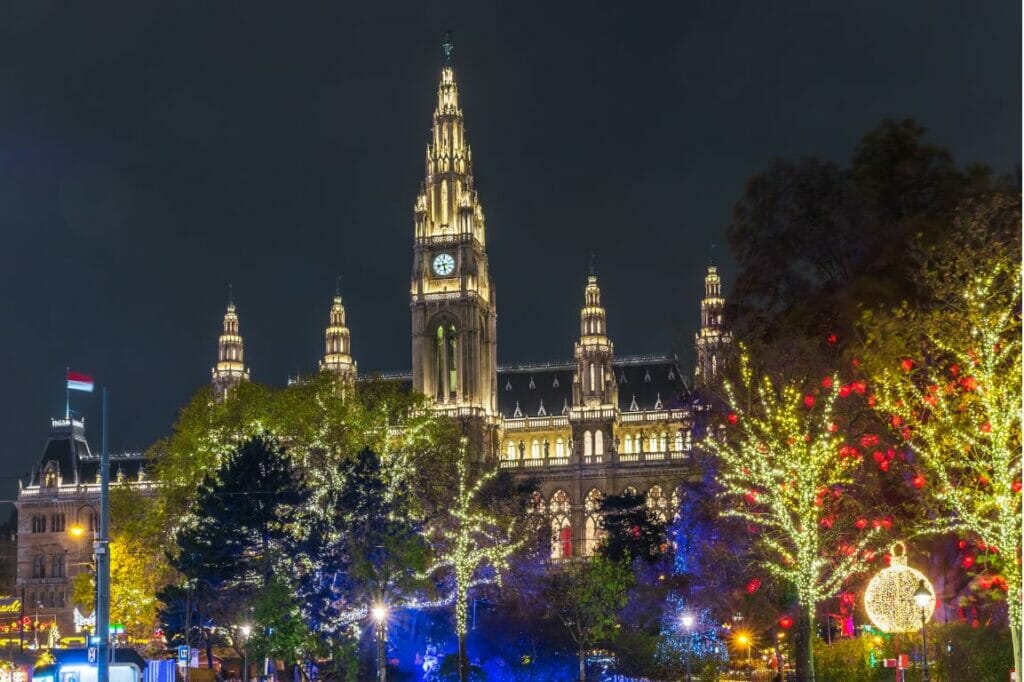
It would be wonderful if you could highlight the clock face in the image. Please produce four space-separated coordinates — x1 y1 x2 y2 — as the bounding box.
432 253 455 277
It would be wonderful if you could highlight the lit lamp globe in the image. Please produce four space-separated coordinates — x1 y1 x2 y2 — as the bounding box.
864 542 936 633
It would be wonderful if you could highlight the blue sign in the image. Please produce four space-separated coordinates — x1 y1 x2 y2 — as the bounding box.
177 646 189 662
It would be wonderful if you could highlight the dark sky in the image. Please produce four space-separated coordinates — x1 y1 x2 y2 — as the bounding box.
1 1 1019 498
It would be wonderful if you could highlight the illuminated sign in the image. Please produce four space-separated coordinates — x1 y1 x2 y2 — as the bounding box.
0 599 21 614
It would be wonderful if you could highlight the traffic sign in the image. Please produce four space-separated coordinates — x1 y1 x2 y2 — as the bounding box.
177 645 190 662
88 647 98 663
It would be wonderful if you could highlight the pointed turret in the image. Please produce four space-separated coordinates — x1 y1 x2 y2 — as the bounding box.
694 265 732 385
211 288 249 401
573 271 617 408
320 283 357 381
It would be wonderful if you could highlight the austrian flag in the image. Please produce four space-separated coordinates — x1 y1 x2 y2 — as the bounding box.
66 371 94 393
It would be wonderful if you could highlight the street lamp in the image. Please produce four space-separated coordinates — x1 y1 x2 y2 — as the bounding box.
371 603 388 682
736 632 752 667
913 580 931 682
239 625 251 682
680 613 694 682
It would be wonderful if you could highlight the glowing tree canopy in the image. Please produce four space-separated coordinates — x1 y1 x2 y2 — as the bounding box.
867 197 1022 673
704 351 881 679
863 542 935 633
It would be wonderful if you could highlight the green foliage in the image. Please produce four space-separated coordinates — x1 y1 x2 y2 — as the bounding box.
245 577 317 666
597 491 667 564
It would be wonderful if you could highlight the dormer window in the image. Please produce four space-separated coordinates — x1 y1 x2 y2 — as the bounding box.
41 462 59 488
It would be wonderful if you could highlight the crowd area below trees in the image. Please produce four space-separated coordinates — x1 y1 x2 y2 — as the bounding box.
94 119 1018 681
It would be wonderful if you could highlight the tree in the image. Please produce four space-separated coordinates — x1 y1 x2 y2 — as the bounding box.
542 556 633 682
865 196 1022 674
164 434 305 668
703 351 882 682
422 441 526 682
726 119 1015 379
596 491 666 565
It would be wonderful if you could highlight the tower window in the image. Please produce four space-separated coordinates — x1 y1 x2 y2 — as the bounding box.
583 431 593 457
595 430 604 456
447 324 458 394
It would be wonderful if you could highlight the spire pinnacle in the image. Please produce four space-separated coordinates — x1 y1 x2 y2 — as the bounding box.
442 29 454 64
227 282 234 309
335 274 342 298
588 252 597 278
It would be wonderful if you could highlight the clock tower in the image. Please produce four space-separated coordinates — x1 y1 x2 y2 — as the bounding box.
410 35 498 438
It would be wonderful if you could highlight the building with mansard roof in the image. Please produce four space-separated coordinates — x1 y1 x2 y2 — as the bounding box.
13 417 152 644
208 39 731 559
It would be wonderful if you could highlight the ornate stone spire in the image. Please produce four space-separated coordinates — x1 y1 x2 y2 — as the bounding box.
413 32 486 246
320 281 356 381
212 286 249 401
573 270 616 408
695 264 732 385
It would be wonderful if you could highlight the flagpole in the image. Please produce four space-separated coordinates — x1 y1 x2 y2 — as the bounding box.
65 367 70 420
96 386 110 682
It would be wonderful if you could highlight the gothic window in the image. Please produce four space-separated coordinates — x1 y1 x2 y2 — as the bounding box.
436 325 445 399
623 434 633 454
583 431 593 457
447 324 458 393
584 489 604 556
555 437 565 458
531 439 540 459
51 514 65 533
647 485 669 522
600 366 606 390
550 490 572 559
594 430 604 456
31 515 45 533
528 491 545 514
51 555 65 579
588 363 595 391
32 555 45 579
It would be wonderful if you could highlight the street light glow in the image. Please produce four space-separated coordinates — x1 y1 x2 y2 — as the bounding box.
681 614 695 629
371 604 388 623
69 525 85 537
240 625 251 637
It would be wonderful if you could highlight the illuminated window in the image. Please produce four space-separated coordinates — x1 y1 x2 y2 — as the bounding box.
584 489 604 556
531 439 540 459
623 434 633 454
555 437 565 458
583 431 593 457
675 431 684 451
447 324 458 393
506 442 516 460
589 363 595 391
594 430 604 455
550 490 573 559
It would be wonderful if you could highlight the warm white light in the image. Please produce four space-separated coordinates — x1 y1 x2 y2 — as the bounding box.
371 605 387 623
240 625 251 637
681 614 695 629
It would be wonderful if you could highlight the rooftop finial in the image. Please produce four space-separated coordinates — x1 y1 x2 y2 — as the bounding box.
442 29 454 64
335 274 342 297
589 252 597 277
227 282 234 307
709 242 717 266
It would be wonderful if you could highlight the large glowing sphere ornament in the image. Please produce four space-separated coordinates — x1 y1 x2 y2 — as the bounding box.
864 542 936 633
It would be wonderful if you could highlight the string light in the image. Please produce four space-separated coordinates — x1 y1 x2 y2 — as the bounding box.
703 350 881 657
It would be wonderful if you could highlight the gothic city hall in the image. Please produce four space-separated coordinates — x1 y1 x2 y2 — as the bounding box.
206 52 732 561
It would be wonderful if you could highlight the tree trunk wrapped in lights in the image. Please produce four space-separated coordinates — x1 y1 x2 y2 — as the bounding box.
704 352 881 682
422 439 525 682
866 197 1022 675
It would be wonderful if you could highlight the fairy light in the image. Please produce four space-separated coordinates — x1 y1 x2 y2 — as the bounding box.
703 350 881 646
423 439 525 637
871 261 1021 650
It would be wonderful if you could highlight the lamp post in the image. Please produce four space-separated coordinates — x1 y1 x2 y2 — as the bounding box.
371 604 388 682
913 580 931 682
680 613 694 682
239 625 251 682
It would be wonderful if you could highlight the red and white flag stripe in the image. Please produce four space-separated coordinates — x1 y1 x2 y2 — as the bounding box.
66 371 94 393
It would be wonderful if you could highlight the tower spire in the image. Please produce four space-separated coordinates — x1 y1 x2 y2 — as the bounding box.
694 264 732 385
442 29 454 64
212 291 249 401
573 270 616 408
321 283 357 382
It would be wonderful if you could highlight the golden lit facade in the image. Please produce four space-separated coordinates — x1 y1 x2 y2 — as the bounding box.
409 58 498 441
211 298 249 401
203 41 728 558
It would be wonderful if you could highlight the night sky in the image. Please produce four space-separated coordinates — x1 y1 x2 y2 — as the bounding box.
1 2 1019 501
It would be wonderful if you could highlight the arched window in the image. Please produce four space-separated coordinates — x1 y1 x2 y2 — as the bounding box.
506 442 516 460
589 363 595 391
594 430 604 456
555 437 565 458
32 555 45 579
435 323 459 400
674 431 684 452
647 485 669 522
51 514 65 533
584 489 604 556
660 432 668 452
550 490 573 559
447 324 458 392
51 555 64 579
624 434 633 454
531 439 540 459
583 431 593 457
